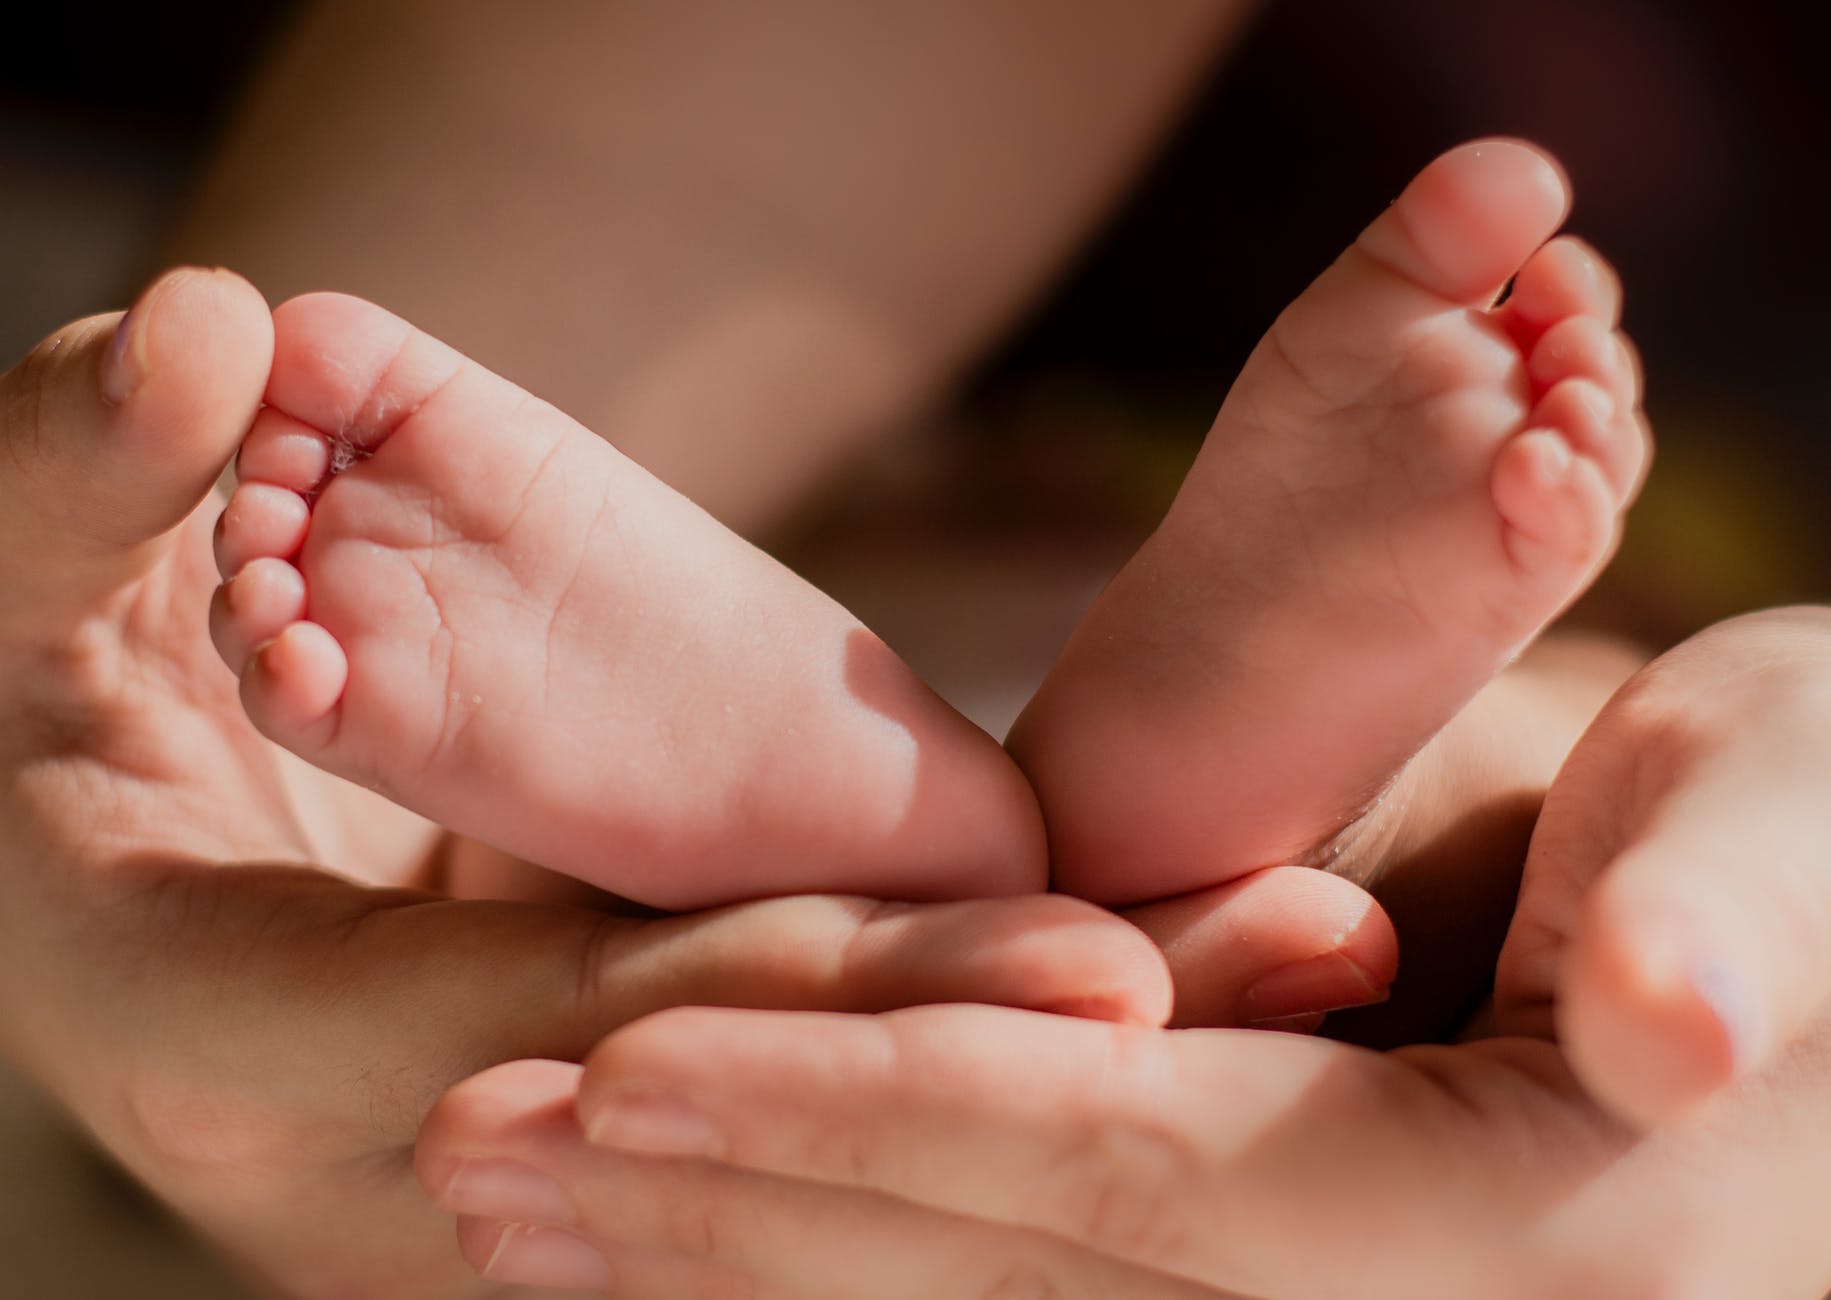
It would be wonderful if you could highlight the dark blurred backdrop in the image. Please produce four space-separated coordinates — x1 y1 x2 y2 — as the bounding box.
3 0 1826 647
1 6 1827 1289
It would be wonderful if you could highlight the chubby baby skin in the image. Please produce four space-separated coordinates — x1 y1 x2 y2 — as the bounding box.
213 136 1644 926
1011 138 1649 906
210 292 1044 910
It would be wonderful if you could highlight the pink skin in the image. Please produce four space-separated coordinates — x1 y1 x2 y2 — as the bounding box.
414 611 1831 1296
0 267 1202 1300
1009 138 1650 907
210 293 1046 911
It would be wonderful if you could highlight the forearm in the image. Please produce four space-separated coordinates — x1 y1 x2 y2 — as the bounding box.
173 0 1255 532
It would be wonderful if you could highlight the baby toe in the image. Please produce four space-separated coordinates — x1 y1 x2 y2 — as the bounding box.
241 620 348 751
214 482 310 579
236 408 334 495
1506 235 1622 332
210 558 308 673
1492 428 1618 577
1530 378 1645 500
1526 315 1637 410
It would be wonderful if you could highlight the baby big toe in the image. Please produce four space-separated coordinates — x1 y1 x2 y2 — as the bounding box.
1356 138 1570 305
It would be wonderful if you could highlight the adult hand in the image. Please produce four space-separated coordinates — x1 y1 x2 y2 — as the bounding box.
418 609 1831 1298
0 271 1179 1300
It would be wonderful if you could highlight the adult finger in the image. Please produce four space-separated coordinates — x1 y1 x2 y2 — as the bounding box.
0 268 271 623
563 1002 1831 1299
567 1004 1469 1295
1500 606 1831 1128
122 870 1171 1149
1123 865 1397 1029
421 1061 1242 1300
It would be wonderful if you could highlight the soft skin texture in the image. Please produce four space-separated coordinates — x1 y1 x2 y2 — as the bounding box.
0 271 1183 1300
1010 139 1650 907
419 613 1831 1300
211 291 1044 911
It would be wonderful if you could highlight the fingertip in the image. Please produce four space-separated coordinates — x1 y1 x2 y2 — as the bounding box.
113 266 273 412
849 894 1173 1026
1126 866 1398 1030
2 267 274 577
1562 887 1758 1128
998 897 1175 1027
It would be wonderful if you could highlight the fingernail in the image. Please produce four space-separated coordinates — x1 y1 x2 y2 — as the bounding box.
100 288 156 405
481 1223 609 1290
1242 950 1389 1025
442 1158 576 1226
585 1087 724 1158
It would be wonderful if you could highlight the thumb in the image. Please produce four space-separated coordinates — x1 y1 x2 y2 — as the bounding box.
1505 608 1831 1128
0 268 270 620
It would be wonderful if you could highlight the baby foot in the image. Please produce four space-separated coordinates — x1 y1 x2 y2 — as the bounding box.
1009 139 1649 905
211 294 1043 910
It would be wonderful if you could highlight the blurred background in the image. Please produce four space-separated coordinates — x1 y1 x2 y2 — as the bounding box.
3 1 1826 1294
